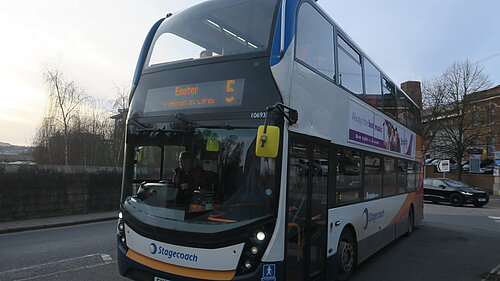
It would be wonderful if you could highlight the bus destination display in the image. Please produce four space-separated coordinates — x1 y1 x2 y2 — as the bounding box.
144 79 245 112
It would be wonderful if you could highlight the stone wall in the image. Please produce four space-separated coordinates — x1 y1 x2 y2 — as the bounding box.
0 164 122 222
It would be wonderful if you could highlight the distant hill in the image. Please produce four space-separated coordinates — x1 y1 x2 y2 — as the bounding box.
0 142 12 147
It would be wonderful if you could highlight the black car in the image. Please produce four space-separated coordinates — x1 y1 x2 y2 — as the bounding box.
423 178 489 207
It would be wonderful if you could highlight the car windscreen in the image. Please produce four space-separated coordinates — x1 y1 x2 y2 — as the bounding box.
442 179 469 187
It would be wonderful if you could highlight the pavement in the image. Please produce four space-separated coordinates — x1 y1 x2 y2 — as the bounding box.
1 195 499 235
0 211 118 234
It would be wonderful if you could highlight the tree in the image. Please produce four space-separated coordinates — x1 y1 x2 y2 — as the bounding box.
421 78 447 156
34 65 119 167
111 83 130 166
429 60 491 180
43 66 87 165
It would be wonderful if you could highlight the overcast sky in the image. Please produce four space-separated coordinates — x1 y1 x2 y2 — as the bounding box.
0 0 499 146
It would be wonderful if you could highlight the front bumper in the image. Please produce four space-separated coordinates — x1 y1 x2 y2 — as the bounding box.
463 193 489 204
117 237 284 281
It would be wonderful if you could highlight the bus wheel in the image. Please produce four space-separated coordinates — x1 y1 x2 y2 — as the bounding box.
336 229 356 281
404 207 414 237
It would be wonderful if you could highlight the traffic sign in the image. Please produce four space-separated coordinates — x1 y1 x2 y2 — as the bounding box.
438 160 450 173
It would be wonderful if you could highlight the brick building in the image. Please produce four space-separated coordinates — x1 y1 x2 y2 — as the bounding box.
463 85 499 161
422 85 499 165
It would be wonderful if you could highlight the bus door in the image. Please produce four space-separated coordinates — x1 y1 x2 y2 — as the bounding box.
286 134 328 281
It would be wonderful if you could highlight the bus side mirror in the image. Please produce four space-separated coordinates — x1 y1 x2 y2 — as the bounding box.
256 125 280 158
135 146 144 162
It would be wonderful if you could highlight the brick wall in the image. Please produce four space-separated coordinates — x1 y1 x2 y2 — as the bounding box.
0 164 122 222
425 166 494 193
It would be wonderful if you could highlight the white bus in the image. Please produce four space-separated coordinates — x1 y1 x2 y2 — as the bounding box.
117 0 424 280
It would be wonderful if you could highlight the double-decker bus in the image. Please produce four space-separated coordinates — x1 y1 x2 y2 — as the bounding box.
117 0 423 280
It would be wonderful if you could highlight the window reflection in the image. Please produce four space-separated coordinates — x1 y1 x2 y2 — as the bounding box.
338 38 363 97
365 58 383 110
129 128 276 225
383 157 397 196
296 3 335 78
336 148 361 204
364 154 382 199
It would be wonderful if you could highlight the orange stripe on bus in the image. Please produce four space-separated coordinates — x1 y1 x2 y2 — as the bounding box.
388 193 416 225
126 249 236 280
207 217 237 223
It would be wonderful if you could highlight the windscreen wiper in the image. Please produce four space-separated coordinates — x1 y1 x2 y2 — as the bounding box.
128 118 147 129
174 113 199 126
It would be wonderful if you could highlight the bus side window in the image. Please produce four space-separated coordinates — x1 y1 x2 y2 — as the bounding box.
335 148 362 205
364 58 383 110
383 157 397 196
337 35 363 98
382 78 397 119
363 154 382 199
295 3 335 79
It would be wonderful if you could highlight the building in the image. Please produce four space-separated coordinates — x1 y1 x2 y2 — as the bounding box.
422 85 499 170
463 85 499 161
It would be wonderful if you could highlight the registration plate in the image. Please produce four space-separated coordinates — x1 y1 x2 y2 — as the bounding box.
154 277 170 281
478 198 486 202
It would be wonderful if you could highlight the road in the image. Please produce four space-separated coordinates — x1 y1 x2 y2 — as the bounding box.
0 221 126 281
350 197 500 281
1 198 499 281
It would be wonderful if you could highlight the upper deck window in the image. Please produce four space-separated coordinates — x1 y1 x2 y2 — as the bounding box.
364 58 382 110
382 78 397 119
397 90 409 126
337 35 363 97
147 0 279 67
295 3 335 79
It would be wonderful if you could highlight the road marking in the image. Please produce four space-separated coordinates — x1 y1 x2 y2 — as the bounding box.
100 254 113 261
13 261 116 281
488 216 500 224
0 253 101 275
481 263 500 281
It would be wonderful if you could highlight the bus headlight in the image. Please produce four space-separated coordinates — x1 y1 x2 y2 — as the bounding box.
244 260 253 269
256 231 266 241
250 246 259 255
236 224 274 276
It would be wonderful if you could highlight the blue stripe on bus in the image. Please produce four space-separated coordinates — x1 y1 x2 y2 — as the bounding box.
132 18 165 88
270 0 301 66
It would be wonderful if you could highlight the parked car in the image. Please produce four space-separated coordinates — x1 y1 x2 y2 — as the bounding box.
480 165 494 174
423 178 489 207
425 158 437 165
461 160 469 172
429 159 441 166
313 159 329 176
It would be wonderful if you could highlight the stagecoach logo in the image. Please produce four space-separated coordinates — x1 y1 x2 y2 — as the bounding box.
150 243 158 254
148 242 199 262
362 208 385 230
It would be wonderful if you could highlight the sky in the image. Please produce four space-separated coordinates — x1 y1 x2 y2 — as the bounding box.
0 0 499 146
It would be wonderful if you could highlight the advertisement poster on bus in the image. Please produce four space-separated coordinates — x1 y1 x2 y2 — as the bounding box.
348 100 416 157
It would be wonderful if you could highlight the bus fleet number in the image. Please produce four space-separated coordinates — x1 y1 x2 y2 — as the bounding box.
250 112 266 119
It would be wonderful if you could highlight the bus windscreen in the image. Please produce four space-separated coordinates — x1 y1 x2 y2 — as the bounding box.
146 0 279 67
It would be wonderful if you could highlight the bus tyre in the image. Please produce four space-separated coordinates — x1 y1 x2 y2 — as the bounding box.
404 207 414 237
336 229 356 281
450 194 464 207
